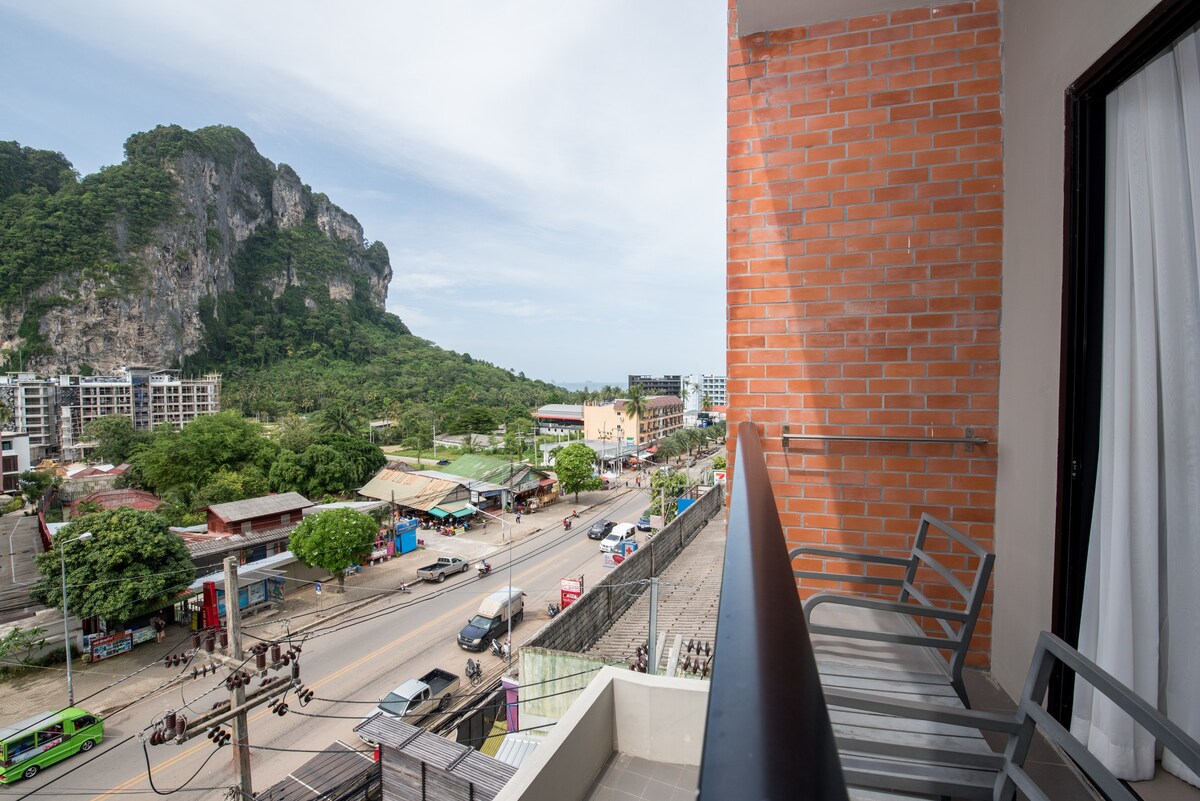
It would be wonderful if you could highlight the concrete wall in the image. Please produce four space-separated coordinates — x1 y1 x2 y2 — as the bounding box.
991 0 1157 696
58 474 122 501
526 485 723 654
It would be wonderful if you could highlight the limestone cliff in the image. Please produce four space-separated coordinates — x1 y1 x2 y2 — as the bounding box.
0 125 393 373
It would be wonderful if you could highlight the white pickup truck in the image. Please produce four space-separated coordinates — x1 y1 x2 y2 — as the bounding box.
416 556 469 582
357 667 460 743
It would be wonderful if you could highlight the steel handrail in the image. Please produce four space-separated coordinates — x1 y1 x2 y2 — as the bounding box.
698 421 849 800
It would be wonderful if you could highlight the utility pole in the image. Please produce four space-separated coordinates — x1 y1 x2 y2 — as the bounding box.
648 577 658 676
224 557 253 801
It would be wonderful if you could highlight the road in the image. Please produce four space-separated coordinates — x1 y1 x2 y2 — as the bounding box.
7 488 653 801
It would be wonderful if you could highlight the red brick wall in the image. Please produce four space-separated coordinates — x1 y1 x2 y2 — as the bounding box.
726 1 1001 664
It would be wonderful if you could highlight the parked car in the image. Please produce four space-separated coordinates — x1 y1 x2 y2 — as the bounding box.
588 519 616 540
416 556 470 582
458 588 525 651
600 523 637 553
636 516 653 532
437 459 451 466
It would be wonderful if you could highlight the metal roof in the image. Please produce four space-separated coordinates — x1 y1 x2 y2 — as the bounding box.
184 523 296 558
255 740 377 801
204 492 313 523
357 468 461 510
356 716 515 798
188 550 298 591
494 732 543 768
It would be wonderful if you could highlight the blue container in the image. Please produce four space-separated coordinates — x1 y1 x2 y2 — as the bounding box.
397 528 418 555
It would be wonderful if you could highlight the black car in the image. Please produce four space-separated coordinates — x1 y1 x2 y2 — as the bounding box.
588 519 615 540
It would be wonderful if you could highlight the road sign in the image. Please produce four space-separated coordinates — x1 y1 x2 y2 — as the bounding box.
314 582 322 595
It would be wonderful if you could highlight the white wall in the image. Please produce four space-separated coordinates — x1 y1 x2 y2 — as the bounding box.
994 0 1158 696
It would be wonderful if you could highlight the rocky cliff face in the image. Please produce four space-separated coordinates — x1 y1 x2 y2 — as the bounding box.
0 126 392 373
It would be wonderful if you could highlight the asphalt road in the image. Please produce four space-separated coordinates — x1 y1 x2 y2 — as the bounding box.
7 487 653 801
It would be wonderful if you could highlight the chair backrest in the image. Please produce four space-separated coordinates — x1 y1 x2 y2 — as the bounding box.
999 631 1200 801
902 513 995 680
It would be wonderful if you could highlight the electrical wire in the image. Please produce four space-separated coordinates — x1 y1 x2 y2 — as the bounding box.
141 739 224 797
310 663 603 704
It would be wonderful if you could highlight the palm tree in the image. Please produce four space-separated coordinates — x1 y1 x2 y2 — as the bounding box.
316 403 362 437
623 384 649 456
701 393 713 413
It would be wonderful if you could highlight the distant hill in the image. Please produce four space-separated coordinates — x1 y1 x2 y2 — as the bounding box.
0 126 569 424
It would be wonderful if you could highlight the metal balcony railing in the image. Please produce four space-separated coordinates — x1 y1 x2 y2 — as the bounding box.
698 422 849 800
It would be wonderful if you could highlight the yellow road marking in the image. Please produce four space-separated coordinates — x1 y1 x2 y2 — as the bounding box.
91 539 589 800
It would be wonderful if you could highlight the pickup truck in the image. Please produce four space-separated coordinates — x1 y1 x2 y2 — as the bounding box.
416 556 469 582
358 668 460 742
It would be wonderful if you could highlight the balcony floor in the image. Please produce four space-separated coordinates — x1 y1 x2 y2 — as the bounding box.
584 752 698 801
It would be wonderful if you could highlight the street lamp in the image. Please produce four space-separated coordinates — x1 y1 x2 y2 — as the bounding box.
59 530 93 707
465 504 513 670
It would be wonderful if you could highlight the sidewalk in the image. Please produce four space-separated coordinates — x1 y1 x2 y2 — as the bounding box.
0 490 631 724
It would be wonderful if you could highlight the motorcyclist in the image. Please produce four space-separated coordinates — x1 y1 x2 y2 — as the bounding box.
477 560 491 575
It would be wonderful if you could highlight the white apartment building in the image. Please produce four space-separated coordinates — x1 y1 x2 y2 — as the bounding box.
685 374 726 411
0 368 221 460
0 374 59 460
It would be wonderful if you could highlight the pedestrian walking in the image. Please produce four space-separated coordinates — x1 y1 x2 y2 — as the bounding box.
515 511 522 524
152 615 166 643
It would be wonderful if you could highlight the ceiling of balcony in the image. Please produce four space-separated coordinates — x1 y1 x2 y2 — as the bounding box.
736 0 926 35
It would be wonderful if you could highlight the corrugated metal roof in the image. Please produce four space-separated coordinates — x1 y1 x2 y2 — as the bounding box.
185 523 295 558
357 468 460 510
494 732 542 768
205 492 313 523
256 740 377 801
357 716 515 796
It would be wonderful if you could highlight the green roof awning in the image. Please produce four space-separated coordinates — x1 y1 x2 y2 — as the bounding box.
430 499 473 519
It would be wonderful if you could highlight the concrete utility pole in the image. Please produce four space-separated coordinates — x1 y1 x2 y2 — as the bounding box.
224 557 253 801
648 576 658 676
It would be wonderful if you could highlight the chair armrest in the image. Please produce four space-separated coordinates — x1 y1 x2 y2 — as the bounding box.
790 546 913 567
825 689 1020 734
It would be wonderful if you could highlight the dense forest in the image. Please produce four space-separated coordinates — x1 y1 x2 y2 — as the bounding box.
0 128 571 421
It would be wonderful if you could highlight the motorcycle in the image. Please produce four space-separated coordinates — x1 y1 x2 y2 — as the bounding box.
465 658 483 686
489 638 507 658
397 582 412 594
477 561 493 578
547 602 561 618
562 518 572 531
571 510 579 519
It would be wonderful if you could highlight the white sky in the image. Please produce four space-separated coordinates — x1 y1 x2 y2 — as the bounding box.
0 1 727 386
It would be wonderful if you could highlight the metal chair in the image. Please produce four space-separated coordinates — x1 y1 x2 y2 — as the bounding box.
791 513 994 703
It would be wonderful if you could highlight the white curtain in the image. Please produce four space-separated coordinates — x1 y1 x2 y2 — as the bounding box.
1071 28 1200 786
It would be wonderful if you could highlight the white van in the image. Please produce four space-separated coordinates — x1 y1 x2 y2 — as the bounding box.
600 523 637 553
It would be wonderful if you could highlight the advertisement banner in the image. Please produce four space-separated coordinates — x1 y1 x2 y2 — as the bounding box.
560 577 583 608
89 631 133 661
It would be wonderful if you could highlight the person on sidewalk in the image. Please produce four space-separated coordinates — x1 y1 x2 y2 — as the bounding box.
152 615 166 643
515 511 522 524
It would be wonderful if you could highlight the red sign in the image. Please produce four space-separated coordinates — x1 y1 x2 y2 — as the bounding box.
560 576 584 608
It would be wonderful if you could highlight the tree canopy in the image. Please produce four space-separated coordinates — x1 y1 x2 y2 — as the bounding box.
649 470 691 525
132 411 278 502
85 415 149 465
33 508 195 623
554 442 602 502
288 508 378 592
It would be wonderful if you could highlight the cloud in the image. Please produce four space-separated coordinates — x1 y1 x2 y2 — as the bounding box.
2 0 727 380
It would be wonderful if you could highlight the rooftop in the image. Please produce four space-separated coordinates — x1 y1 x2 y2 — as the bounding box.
204 492 312 523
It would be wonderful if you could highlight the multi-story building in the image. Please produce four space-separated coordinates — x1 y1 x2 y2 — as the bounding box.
59 367 221 459
0 374 60 461
532 404 583 436
583 396 684 452
685 374 727 411
0 368 220 460
1 430 31 495
627 374 683 397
